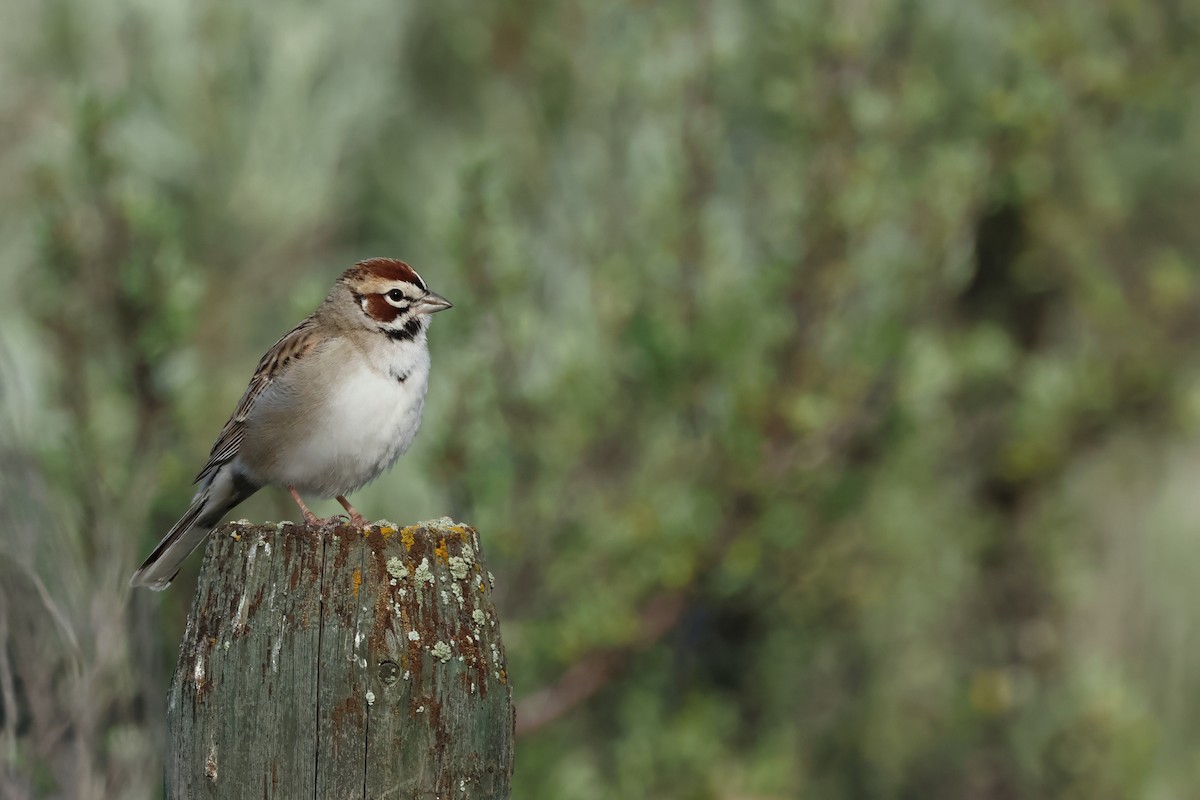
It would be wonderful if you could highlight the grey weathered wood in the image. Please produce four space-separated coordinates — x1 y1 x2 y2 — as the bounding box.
166 518 514 799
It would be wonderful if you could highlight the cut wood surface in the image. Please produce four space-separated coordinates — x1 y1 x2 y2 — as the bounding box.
165 518 513 799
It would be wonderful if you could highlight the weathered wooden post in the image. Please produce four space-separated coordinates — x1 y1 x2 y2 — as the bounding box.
165 517 513 799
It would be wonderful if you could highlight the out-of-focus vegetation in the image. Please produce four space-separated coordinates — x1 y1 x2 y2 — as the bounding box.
3 0 1200 797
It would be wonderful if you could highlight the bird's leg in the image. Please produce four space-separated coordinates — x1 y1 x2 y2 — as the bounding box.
336 495 369 528
288 486 343 527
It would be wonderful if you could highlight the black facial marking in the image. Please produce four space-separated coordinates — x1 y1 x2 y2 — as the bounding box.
384 317 423 342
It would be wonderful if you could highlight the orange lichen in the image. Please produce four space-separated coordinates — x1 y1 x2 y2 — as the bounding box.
352 568 362 598
401 527 417 550
433 538 449 562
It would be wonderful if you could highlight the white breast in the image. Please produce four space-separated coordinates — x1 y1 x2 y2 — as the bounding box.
246 336 432 498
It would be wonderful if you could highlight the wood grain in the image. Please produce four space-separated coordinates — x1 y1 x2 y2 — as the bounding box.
165 518 513 799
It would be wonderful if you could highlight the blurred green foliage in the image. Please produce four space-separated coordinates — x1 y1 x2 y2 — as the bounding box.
3 0 1200 797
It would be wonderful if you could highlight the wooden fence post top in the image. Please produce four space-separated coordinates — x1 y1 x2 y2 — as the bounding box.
166 517 514 799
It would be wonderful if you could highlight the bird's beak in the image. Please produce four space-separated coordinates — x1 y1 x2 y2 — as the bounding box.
415 291 453 315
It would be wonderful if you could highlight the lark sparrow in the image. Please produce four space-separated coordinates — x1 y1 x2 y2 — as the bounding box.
130 258 452 590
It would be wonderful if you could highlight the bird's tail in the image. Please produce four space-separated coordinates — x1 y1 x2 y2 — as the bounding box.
130 472 257 591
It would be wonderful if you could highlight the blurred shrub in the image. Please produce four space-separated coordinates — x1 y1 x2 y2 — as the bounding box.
2 0 1200 798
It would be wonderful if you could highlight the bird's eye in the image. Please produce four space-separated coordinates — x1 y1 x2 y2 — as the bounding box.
386 289 405 303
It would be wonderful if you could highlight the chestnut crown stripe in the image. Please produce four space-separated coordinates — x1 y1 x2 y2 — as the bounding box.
342 257 428 292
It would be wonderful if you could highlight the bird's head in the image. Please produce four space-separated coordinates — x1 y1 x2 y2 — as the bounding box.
340 257 452 341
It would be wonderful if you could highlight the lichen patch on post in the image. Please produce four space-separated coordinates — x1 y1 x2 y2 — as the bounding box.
448 556 469 580
400 526 417 550
413 558 435 587
386 557 408 579
419 515 470 535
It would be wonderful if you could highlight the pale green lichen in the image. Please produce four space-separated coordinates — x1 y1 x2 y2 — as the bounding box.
431 641 452 662
413 558 435 587
407 630 420 642
366 690 375 706
448 556 469 580
386 557 408 579
472 609 486 625
419 516 458 531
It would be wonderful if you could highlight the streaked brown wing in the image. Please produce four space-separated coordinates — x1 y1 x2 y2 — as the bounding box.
194 314 326 484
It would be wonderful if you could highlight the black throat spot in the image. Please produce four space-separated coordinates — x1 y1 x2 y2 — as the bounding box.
384 318 422 342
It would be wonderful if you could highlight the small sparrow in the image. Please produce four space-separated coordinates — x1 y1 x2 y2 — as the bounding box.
130 258 452 590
